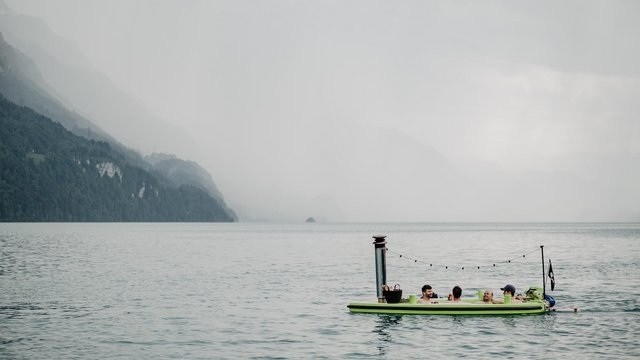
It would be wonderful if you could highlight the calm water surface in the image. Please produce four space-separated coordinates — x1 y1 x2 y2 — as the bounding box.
1 223 639 359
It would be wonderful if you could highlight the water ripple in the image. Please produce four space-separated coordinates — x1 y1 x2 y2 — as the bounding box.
1 223 639 359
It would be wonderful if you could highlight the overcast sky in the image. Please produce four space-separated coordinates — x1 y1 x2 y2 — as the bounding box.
6 0 640 221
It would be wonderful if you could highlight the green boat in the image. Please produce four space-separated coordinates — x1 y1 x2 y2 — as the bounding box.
348 299 548 315
348 235 554 316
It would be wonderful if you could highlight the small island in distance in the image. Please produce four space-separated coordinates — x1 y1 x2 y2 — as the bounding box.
305 217 316 223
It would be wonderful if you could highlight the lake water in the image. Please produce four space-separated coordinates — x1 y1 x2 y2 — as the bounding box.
1 223 639 359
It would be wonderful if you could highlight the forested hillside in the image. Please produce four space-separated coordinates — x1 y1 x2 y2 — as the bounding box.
0 96 235 222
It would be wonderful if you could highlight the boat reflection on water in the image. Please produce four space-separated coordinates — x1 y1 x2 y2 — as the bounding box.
373 315 403 355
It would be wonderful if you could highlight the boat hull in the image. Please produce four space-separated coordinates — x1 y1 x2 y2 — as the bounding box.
347 301 547 315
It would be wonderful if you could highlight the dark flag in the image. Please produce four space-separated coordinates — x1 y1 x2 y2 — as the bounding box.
548 259 555 291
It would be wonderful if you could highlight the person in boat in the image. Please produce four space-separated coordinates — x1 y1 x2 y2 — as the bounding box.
418 284 439 303
418 284 438 302
481 290 494 303
494 284 523 303
448 286 463 302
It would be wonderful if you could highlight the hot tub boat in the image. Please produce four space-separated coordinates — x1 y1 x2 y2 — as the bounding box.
347 235 556 316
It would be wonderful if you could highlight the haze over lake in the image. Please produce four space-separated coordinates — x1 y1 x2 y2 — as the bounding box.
3 0 639 222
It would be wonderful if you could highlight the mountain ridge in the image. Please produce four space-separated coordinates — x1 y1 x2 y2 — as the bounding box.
0 28 237 221
0 94 235 222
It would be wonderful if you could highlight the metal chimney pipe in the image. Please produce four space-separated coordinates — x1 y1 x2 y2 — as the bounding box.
372 235 387 303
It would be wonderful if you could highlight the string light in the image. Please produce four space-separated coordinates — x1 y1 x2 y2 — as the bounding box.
385 247 541 271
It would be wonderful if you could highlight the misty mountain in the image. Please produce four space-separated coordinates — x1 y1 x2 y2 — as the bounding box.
0 4 197 158
0 31 148 167
0 95 234 221
0 31 99 137
0 32 236 221
145 152 236 219
145 153 226 201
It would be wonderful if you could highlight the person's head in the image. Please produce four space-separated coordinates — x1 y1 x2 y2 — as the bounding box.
483 290 494 302
421 284 434 298
452 286 462 299
501 284 516 296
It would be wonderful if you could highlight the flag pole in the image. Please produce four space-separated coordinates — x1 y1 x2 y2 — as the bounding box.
540 245 546 297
